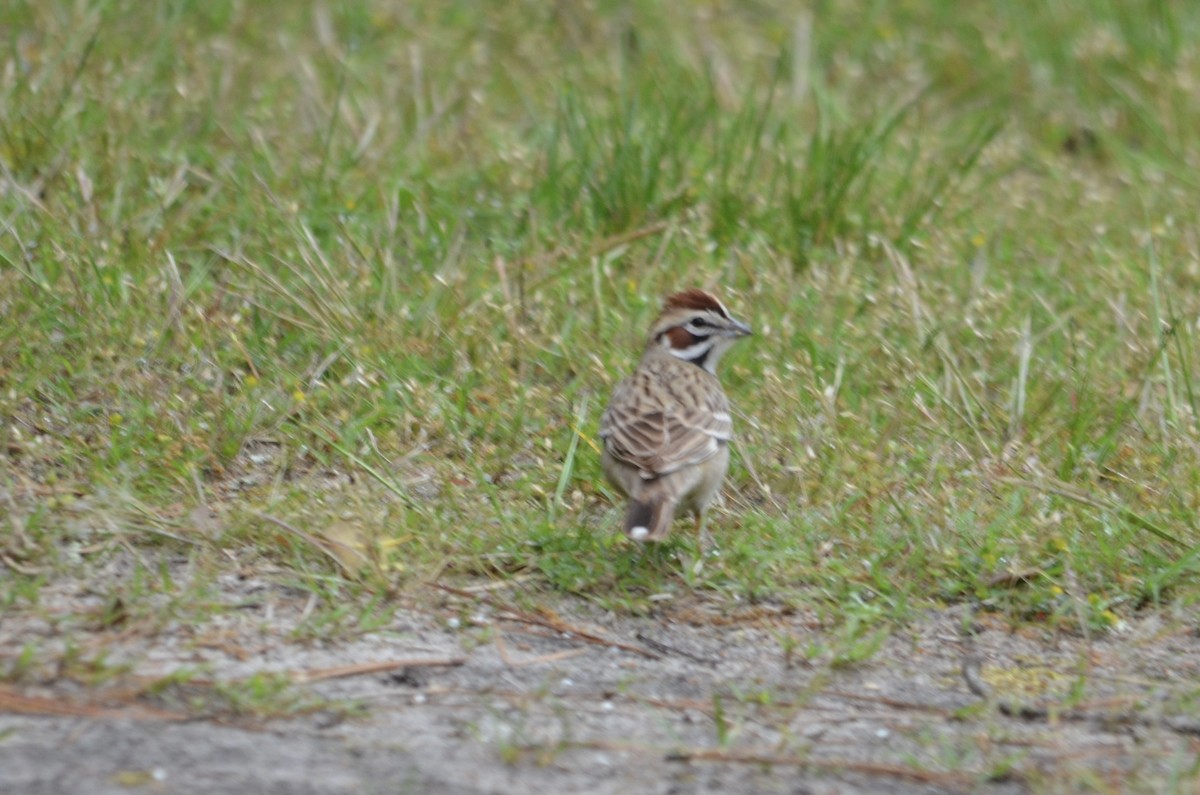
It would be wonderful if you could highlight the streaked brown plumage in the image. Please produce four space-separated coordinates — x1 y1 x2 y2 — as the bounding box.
599 289 752 543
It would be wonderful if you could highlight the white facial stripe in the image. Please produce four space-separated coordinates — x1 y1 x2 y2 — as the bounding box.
666 340 714 361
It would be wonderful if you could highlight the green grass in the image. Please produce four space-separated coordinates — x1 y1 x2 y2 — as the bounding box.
3 0 1200 636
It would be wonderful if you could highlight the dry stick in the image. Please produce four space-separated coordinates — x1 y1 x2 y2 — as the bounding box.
495 611 661 660
169 657 466 688
494 628 590 668
457 574 537 593
487 610 656 660
425 685 717 716
634 633 719 666
586 220 670 259
431 583 662 660
522 221 669 295
294 657 466 684
511 647 591 668
0 553 42 576
467 595 660 660
0 685 187 722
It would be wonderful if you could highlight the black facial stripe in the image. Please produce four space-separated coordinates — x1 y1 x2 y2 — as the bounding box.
668 335 716 369
685 346 713 367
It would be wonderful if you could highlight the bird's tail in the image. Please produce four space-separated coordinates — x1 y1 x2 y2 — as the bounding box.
624 498 676 542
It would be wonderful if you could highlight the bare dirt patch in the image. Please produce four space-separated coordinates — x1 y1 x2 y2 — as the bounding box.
2 551 1198 794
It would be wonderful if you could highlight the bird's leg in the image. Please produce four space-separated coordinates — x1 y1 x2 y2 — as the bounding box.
694 511 713 557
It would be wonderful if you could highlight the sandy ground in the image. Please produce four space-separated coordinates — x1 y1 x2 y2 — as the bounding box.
2 551 1199 794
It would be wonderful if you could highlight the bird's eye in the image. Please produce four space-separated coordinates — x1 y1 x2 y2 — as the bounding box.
691 318 711 328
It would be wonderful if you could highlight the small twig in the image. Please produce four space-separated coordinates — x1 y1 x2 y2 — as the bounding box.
0 553 44 576
1165 717 1200 737
294 657 466 684
494 609 661 659
585 220 670 260
155 657 467 688
457 574 536 593
634 633 719 666
432 583 661 659
494 628 590 668
0 685 186 722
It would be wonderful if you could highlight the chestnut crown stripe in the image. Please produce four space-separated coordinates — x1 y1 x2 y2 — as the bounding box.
660 288 732 319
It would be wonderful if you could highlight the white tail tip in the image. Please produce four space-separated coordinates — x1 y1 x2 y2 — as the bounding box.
629 526 650 541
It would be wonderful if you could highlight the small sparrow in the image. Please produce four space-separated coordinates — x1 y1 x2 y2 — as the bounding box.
599 289 752 543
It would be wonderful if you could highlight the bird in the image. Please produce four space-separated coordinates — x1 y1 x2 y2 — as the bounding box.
599 288 752 545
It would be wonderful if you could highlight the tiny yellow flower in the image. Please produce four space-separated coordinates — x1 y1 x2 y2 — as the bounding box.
108 413 123 426
292 389 306 403
245 375 259 388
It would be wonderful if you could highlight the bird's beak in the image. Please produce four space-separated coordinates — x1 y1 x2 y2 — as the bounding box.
730 319 753 337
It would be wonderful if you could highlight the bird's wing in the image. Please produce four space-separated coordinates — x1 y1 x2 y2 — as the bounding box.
599 366 731 479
